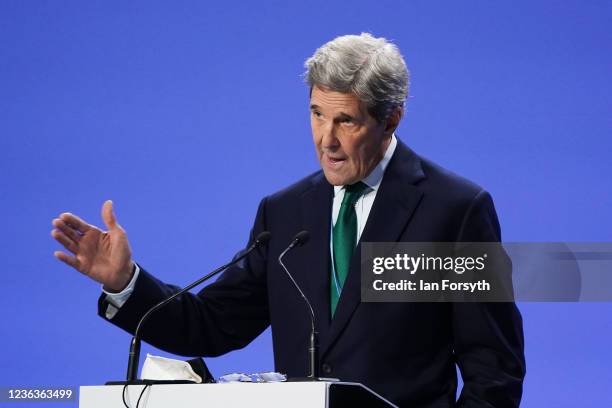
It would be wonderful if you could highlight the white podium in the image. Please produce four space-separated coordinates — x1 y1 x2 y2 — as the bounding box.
80 381 398 407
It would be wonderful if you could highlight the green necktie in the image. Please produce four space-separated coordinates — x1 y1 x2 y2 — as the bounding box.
331 182 368 316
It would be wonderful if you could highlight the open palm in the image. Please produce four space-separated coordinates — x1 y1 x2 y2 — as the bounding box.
52 200 134 292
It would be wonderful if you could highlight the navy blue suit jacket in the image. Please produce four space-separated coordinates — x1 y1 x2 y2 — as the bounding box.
99 139 525 407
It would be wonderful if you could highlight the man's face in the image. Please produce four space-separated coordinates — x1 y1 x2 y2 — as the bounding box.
310 86 393 186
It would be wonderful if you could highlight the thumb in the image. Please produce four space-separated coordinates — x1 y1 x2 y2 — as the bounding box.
102 200 119 230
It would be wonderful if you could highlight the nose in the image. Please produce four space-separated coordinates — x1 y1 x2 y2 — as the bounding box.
320 122 339 152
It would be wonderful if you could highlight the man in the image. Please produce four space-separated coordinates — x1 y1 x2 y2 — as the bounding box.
52 33 525 407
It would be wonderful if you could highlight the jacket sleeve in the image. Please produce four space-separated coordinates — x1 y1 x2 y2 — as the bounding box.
97 198 271 357
453 190 526 407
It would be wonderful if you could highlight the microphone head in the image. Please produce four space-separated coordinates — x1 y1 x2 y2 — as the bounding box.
293 230 310 247
254 231 272 247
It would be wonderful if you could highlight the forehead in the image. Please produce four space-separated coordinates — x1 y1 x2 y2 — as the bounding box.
310 86 364 114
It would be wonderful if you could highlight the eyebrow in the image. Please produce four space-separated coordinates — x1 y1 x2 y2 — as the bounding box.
310 105 355 119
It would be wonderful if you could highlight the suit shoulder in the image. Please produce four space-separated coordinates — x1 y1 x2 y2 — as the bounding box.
417 155 487 204
253 170 328 231
264 169 326 204
409 153 501 239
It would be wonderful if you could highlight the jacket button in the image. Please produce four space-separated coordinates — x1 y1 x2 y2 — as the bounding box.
321 363 332 374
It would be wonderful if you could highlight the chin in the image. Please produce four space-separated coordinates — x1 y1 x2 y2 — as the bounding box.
323 176 344 186
322 171 344 186
322 170 356 186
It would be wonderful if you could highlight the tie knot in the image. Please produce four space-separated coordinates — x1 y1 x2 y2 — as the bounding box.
342 182 368 207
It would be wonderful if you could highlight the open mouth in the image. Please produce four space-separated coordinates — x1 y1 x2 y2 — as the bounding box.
326 155 347 166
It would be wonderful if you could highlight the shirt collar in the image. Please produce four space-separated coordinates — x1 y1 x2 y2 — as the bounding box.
333 133 398 196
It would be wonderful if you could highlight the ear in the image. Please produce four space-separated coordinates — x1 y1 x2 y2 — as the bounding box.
384 107 403 136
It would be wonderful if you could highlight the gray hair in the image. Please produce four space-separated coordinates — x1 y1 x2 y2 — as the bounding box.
304 33 409 123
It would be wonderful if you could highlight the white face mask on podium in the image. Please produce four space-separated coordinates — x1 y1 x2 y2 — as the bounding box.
140 354 203 383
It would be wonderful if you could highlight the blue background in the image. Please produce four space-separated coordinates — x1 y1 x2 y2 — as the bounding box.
1 1 610 406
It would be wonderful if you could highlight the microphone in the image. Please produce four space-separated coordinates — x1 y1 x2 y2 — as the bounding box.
110 230 271 385
278 230 321 380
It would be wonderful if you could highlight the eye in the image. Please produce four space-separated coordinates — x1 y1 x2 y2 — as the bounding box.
340 117 354 125
311 110 322 118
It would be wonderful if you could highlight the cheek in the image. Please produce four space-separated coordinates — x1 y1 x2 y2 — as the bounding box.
345 136 368 164
312 136 324 160
355 147 369 171
310 123 320 144
359 146 376 171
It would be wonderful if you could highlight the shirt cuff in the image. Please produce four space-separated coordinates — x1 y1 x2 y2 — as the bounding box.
102 263 141 312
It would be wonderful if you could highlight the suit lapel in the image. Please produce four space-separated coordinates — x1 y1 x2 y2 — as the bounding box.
320 140 426 357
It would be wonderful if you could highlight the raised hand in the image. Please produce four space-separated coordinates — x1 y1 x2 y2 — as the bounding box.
51 200 134 292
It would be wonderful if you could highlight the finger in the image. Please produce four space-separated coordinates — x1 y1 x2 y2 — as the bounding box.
52 218 81 243
59 212 92 234
54 250 80 270
51 229 79 254
102 200 119 230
